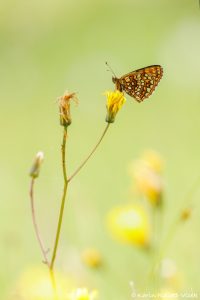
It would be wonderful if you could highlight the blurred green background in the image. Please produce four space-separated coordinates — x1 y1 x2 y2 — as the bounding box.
1 0 200 299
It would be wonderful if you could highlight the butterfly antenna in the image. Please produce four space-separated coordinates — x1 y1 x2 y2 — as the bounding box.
105 61 117 77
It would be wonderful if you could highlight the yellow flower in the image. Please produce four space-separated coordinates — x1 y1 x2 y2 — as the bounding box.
11 266 75 300
81 248 102 268
29 151 44 178
161 258 177 280
68 288 98 300
141 150 164 173
107 204 151 247
129 150 164 206
58 90 78 128
133 161 163 205
161 258 183 290
105 90 126 123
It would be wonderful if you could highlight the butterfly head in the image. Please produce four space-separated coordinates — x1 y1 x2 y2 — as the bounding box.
112 77 117 84
112 77 122 91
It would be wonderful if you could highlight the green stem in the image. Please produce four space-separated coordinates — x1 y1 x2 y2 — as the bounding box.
49 269 58 300
29 178 58 299
30 178 50 266
50 129 68 270
147 206 163 292
68 123 110 182
148 175 200 284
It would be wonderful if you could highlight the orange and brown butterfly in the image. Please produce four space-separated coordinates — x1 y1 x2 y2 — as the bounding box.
107 63 163 103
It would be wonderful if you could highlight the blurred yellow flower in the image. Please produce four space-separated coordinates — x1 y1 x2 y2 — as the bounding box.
161 258 177 280
68 287 98 300
105 90 126 123
107 204 151 247
180 207 192 221
141 150 164 173
12 266 74 300
129 150 164 206
160 258 182 290
134 161 163 205
81 248 102 268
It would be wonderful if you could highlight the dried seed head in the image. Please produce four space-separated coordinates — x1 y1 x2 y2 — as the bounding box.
58 91 78 128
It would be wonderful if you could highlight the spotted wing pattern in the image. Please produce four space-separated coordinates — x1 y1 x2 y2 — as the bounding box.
117 65 163 102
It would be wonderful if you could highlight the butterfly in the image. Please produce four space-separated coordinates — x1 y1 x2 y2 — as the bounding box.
108 64 163 103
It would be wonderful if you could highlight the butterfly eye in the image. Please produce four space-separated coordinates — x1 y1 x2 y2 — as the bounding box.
112 77 117 84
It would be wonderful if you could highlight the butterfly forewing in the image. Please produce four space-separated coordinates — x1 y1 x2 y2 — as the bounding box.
117 65 163 102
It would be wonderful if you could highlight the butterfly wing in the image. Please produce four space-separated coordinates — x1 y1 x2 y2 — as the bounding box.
118 65 163 102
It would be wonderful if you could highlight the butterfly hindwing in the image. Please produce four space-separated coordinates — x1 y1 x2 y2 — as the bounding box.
117 65 163 102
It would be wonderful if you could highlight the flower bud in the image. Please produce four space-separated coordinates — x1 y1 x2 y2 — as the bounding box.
29 152 44 178
81 248 102 268
180 207 192 221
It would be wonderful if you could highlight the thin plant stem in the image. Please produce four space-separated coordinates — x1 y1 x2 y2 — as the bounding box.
50 128 68 270
49 269 58 299
158 174 200 259
30 178 50 266
146 205 163 293
148 175 200 284
29 178 58 299
68 123 110 182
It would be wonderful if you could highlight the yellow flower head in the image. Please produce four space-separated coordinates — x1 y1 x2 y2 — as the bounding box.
58 90 78 128
141 150 164 173
107 204 151 247
133 161 163 205
161 258 177 280
129 150 164 206
105 90 126 123
81 248 102 268
161 258 182 290
68 288 98 300
12 266 74 300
